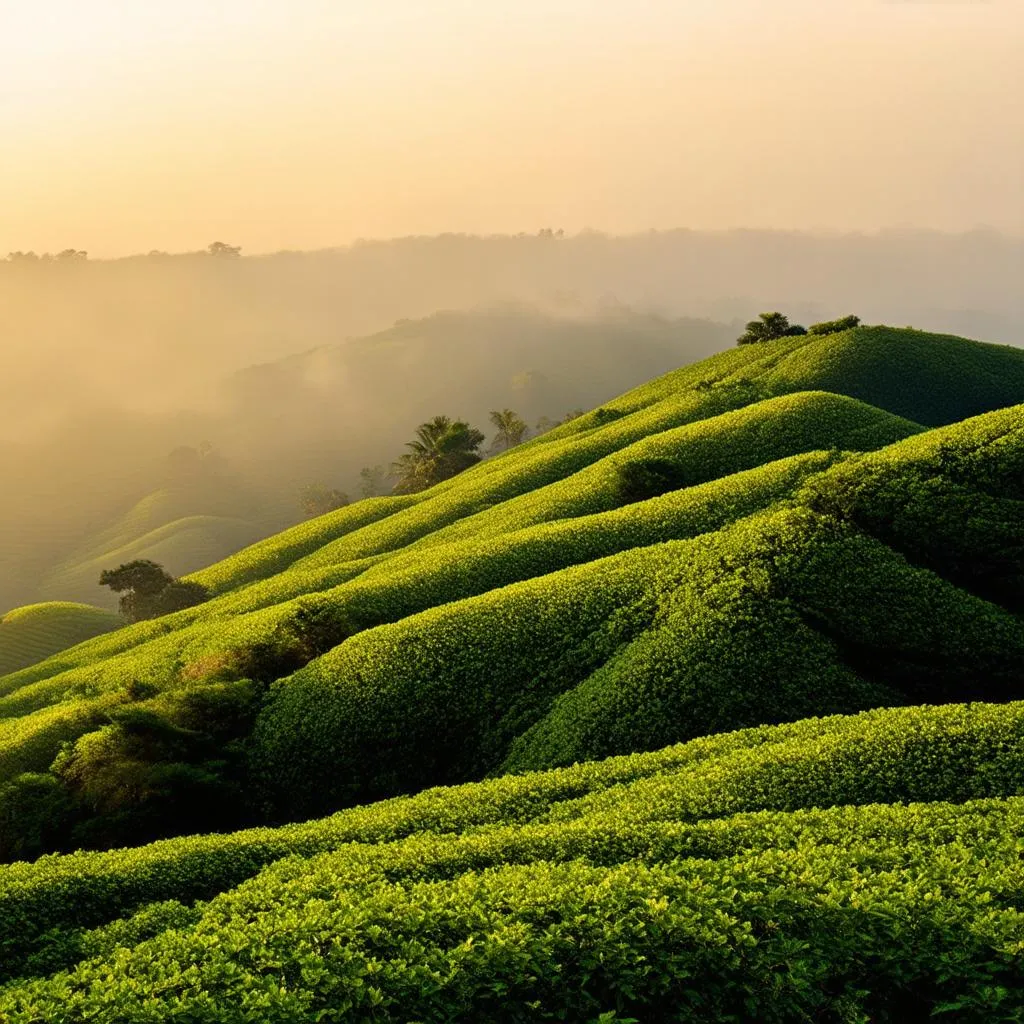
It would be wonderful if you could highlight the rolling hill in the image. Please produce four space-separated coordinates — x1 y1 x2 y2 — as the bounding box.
0 603 120 677
0 322 1022 1019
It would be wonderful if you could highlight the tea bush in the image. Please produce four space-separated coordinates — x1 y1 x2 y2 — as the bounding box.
4 698 1024 1017
3 699 1024 991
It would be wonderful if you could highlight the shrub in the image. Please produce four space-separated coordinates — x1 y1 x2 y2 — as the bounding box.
808 314 861 335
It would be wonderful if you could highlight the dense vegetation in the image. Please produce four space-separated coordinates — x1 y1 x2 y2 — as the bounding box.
0 323 1022 1018
99 560 210 623
3 701 1024 1020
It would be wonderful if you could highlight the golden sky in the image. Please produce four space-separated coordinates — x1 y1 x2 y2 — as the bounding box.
1 0 1021 256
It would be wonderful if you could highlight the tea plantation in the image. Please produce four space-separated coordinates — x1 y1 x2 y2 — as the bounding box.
0 324 1023 1020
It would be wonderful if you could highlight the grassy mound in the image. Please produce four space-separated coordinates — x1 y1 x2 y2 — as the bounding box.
0 604 120 677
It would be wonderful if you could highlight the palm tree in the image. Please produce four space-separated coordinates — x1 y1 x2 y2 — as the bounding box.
736 312 807 346
391 416 486 493
488 409 529 452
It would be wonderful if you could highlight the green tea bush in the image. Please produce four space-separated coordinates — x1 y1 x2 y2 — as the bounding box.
4 795 1024 1018
254 505 1024 809
4 699 1024 998
800 404 1024 609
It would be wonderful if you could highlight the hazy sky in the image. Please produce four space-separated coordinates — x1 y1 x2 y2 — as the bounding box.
1 0 1021 256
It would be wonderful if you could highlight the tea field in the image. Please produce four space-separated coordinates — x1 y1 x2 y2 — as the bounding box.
1 323 1023 1020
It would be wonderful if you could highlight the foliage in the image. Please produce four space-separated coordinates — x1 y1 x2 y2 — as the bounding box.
99 560 210 623
4 700 1024 1017
489 408 530 451
391 415 486 493
735 311 807 345
611 458 687 504
206 241 241 258
358 465 388 498
808 314 861 335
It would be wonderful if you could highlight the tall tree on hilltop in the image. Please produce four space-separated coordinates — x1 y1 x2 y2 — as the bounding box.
391 415 485 493
488 409 529 452
207 241 242 258
736 311 807 346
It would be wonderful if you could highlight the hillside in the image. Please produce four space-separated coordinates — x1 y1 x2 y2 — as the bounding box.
1 322 1023 1017
38 495 266 609
0 604 120 677
3 701 1024 1020
0 322 1019 836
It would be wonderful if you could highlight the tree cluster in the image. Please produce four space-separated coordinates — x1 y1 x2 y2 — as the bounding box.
391 416 486 493
297 405 582 513
735 312 807 345
99 560 209 623
808 314 861 336
5 249 88 263
298 483 349 518
737 311 861 345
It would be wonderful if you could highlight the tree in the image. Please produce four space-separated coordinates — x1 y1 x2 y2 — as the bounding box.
207 241 242 259
299 483 349 518
358 465 388 498
99 560 209 622
55 249 87 262
736 312 807 346
391 415 485 494
488 409 529 452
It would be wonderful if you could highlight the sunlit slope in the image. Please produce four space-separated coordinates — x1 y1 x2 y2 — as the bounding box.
191 325 1024 594
0 402 1017 834
0 393 917 781
551 323 1024 434
3 700 1024 1020
254 471 1024 815
0 604 120 677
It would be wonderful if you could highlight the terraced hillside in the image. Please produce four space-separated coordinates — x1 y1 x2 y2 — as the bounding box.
0 603 120 677
3 702 1024 1021
0 324 1021 845
0 323 1022 1017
